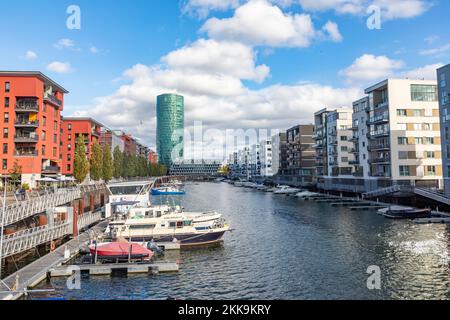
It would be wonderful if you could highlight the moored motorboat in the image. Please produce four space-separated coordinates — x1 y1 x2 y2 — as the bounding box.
151 186 186 195
378 206 432 219
89 242 154 260
273 186 302 194
296 191 319 198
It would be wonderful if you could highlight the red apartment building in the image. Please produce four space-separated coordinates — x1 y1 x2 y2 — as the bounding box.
61 117 103 176
149 149 158 164
0 71 68 187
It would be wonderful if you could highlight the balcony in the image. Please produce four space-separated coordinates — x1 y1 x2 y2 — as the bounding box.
367 130 390 139
44 93 63 108
368 144 390 151
349 160 360 165
15 102 39 113
42 166 60 174
371 172 391 178
367 114 389 125
14 120 39 128
349 148 359 154
14 134 39 143
369 157 390 164
15 149 38 157
375 101 389 110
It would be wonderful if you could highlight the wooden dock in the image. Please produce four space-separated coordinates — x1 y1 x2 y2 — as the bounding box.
49 261 179 277
0 221 107 300
414 217 450 224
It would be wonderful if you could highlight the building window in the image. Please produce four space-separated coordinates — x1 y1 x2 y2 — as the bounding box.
413 109 423 117
397 109 407 116
42 116 46 126
54 121 58 130
398 137 407 145
2 159 7 170
2 143 7 154
425 151 435 159
399 166 410 176
43 103 47 112
398 123 407 130
3 113 9 123
413 123 421 131
68 124 72 131
42 145 46 155
53 134 57 143
398 151 408 160
67 164 71 171
68 144 71 151
41 131 46 141
427 166 436 176
68 134 72 141
67 154 71 161
3 128 8 138
411 84 438 102
4 97 9 108
424 137 434 145
53 147 57 157
5 82 10 93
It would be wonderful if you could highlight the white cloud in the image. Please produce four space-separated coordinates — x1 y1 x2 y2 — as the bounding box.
46 61 72 74
162 39 270 83
298 0 432 20
54 38 75 49
25 51 38 60
90 46 99 54
419 43 450 56
74 42 361 151
200 0 339 48
401 63 443 80
322 21 343 42
339 54 404 83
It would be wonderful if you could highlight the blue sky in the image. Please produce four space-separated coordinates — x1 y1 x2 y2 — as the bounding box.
1 0 449 149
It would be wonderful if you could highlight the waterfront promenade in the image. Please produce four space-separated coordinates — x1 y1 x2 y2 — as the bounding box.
0 220 107 300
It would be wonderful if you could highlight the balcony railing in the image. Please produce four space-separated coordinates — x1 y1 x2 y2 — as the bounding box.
368 144 390 151
369 157 391 164
367 114 389 125
14 135 39 143
15 120 39 127
14 149 38 157
349 160 360 165
367 130 390 139
42 166 60 173
15 102 39 112
44 93 63 108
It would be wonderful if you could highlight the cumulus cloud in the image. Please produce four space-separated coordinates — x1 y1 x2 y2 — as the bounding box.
46 61 72 74
401 63 443 80
181 0 241 18
339 54 404 83
162 39 270 83
200 0 338 48
321 21 343 42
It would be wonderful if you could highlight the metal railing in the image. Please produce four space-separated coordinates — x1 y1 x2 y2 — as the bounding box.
1 221 71 258
0 188 81 227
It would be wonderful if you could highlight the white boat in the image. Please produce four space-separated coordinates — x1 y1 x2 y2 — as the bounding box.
107 207 230 248
296 191 318 198
273 186 302 194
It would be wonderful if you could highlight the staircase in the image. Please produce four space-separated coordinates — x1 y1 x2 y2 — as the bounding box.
0 188 82 228
413 187 450 205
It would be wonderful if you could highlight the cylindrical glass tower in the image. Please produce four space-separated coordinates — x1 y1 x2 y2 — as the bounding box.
156 94 184 167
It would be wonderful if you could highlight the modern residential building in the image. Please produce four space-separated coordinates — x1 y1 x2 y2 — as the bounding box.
249 144 261 177
437 64 450 196
271 132 287 176
61 117 103 176
169 160 221 176
99 127 125 153
259 139 273 177
0 71 68 187
313 108 334 177
281 124 315 185
320 79 442 193
156 94 184 167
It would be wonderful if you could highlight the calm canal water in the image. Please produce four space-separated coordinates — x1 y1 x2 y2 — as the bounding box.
37 182 450 300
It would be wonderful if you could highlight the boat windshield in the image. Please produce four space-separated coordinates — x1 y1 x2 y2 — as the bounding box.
109 185 145 195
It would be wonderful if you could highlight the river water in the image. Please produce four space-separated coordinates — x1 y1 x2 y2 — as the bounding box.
37 182 450 300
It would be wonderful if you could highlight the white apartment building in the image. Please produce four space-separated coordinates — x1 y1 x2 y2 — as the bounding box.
323 79 442 193
259 139 273 177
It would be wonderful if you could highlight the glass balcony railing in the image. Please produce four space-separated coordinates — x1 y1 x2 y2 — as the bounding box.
15 149 38 157
14 120 39 127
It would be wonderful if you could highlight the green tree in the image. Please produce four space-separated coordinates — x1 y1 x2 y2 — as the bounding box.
90 141 103 181
9 160 22 187
102 144 114 182
73 134 90 183
113 146 123 179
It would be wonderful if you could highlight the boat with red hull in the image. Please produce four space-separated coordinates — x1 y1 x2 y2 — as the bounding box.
89 242 154 260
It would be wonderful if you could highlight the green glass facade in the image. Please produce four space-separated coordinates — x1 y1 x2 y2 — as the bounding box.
156 94 184 167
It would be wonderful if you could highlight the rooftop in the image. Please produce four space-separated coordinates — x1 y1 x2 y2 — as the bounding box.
0 71 69 93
